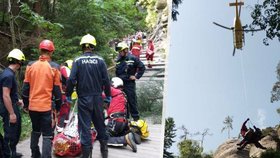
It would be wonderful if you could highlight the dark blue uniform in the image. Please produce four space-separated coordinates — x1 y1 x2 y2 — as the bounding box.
66 52 111 150
0 68 21 158
115 53 145 120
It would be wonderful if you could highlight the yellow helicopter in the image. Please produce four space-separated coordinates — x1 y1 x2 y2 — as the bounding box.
213 0 262 56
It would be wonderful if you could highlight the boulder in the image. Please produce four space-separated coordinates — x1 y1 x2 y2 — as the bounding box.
213 139 250 158
156 0 167 10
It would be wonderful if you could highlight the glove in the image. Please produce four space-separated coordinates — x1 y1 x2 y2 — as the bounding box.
104 96 112 103
66 96 72 104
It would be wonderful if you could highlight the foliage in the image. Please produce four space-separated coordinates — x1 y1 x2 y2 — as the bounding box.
136 80 163 117
260 148 280 158
164 117 176 158
249 0 280 45
135 0 158 29
178 139 203 158
172 0 183 21
271 62 280 113
221 116 233 139
178 125 190 140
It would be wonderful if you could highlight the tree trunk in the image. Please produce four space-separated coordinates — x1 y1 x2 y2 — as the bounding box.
7 0 16 48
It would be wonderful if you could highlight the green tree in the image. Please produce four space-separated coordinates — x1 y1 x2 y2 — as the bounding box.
221 116 233 139
136 80 163 118
172 0 183 21
249 0 280 45
271 62 280 113
164 117 176 158
178 125 190 140
196 128 212 149
178 139 203 158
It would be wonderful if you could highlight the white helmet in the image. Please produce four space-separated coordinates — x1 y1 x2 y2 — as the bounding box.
111 77 123 88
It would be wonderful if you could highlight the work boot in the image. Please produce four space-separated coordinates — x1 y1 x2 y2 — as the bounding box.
30 132 41 158
42 136 52 158
99 140 108 158
125 133 137 152
131 132 141 145
81 148 92 158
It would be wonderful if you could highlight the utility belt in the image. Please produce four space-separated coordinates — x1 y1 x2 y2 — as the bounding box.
107 112 128 136
108 112 127 123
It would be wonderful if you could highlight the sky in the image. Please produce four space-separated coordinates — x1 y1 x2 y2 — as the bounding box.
164 0 280 154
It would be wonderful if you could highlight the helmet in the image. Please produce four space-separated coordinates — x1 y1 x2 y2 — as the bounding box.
116 42 128 52
7 49 25 62
111 77 123 88
65 60 73 69
130 120 149 139
39 40 55 52
80 34 97 46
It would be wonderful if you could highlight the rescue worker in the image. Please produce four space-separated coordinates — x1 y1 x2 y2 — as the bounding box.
0 49 25 158
237 118 267 150
107 119 150 152
22 39 62 158
56 60 73 132
115 42 145 121
131 39 142 59
66 34 111 158
146 39 155 68
104 77 140 152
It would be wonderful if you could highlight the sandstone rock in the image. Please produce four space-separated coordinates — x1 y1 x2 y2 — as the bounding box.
249 135 278 158
156 0 167 10
214 139 250 158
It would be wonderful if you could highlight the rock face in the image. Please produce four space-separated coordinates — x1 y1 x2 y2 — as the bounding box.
213 139 250 158
214 127 280 158
150 0 169 59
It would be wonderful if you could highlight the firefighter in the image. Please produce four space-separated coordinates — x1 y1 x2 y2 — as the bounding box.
131 39 142 59
0 49 25 158
66 34 111 158
115 42 145 121
22 40 62 158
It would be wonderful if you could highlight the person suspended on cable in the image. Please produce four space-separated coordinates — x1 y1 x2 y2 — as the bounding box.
237 118 267 150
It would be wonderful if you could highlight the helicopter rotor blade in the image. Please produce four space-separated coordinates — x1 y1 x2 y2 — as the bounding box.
232 47 236 56
243 28 263 32
213 22 233 30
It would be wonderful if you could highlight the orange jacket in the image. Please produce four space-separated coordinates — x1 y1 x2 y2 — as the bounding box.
22 55 62 112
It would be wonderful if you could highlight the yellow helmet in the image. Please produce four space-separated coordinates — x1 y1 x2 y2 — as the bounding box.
116 42 128 52
65 60 73 69
130 120 149 139
80 34 97 46
7 48 25 62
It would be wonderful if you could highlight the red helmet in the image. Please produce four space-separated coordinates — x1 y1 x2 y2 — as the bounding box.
39 40 55 52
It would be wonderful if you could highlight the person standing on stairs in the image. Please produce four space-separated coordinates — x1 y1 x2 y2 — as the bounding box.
66 34 111 158
146 39 155 68
115 42 145 121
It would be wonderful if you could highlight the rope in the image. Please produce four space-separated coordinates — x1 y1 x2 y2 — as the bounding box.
240 54 249 114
